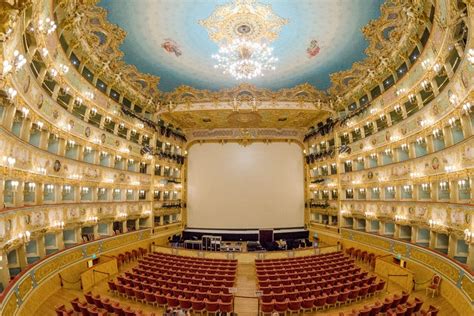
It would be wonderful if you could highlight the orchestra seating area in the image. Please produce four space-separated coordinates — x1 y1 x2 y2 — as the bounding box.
107 252 237 314
256 251 386 314
338 293 440 316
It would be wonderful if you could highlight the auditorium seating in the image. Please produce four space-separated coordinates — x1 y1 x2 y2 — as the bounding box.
110 247 148 270
345 247 378 270
338 293 437 316
108 252 237 314
256 251 386 314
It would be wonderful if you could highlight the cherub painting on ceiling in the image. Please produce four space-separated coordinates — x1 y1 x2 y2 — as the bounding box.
162 38 182 57
307 39 320 58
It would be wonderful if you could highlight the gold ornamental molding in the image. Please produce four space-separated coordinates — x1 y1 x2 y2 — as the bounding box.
199 0 288 44
185 128 305 146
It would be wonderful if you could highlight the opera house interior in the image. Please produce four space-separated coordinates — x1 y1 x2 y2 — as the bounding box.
0 0 473 315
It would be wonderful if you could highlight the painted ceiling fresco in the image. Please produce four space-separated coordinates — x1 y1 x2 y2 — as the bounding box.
98 0 385 92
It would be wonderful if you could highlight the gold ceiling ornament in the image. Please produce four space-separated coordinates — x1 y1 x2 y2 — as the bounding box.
199 0 288 44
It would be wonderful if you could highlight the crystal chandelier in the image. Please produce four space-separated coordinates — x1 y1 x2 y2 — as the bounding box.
201 0 287 80
212 39 277 80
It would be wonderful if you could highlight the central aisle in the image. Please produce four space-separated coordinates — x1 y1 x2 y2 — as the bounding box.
234 263 259 315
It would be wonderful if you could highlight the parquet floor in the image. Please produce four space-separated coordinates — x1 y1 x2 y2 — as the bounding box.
36 260 459 316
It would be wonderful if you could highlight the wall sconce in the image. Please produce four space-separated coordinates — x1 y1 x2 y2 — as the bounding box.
421 183 430 191
384 148 392 155
81 187 90 195
387 186 395 192
372 187 380 192
26 182 36 192
421 80 430 91
114 189 120 194
87 216 98 223
90 108 97 117
394 104 401 112
20 107 29 117
45 184 54 193
84 91 94 100
416 137 425 144
10 180 19 191
63 185 71 194
444 165 456 173
116 212 127 219
365 211 376 219
462 102 471 114
428 219 443 228
119 123 125 130
6 87 17 100
408 94 416 103
401 143 408 150
395 88 406 96
394 214 406 222
432 63 442 73
458 179 469 189
464 229 473 243
448 117 457 127
439 181 449 191
105 116 111 124
18 231 31 242
421 59 431 69
467 48 474 65
52 220 64 229
403 185 412 192
448 93 458 105
67 140 75 147
49 68 58 77
432 129 441 138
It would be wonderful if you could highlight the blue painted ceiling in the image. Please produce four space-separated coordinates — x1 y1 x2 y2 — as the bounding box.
98 0 384 92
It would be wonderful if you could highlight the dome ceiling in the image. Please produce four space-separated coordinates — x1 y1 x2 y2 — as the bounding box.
98 0 385 93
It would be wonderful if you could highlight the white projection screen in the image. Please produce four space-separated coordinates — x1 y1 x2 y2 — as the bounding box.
187 142 304 229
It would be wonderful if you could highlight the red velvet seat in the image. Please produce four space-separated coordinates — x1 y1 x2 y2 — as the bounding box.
219 300 233 313
274 299 289 313
191 298 206 315
205 298 220 314
178 296 192 310
301 295 315 312
260 300 274 315
314 294 327 311
325 292 338 309
288 298 302 315
166 294 180 308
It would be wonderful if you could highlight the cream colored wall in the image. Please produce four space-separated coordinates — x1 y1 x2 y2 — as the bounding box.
187 142 305 229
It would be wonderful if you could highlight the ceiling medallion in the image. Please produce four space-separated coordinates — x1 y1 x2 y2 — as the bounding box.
200 0 288 80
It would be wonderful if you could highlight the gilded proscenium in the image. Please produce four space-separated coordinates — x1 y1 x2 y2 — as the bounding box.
199 0 288 44
161 108 325 130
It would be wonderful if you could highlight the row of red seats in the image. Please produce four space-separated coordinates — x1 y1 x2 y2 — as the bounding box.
259 275 380 297
259 282 386 315
346 247 378 269
339 293 438 316
256 259 354 273
68 295 149 316
255 251 345 264
147 252 237 266
120 270 235 288
130 266 236 281
110 279 232 297
135 263 236 276
113 247 148 269
257 270 366 285
261 279 384 301
110 281 234 305
256 257 350 268
117 276 234 289
138 260 237 272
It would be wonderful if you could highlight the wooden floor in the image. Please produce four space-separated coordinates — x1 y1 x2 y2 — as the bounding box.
37 260 459 316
